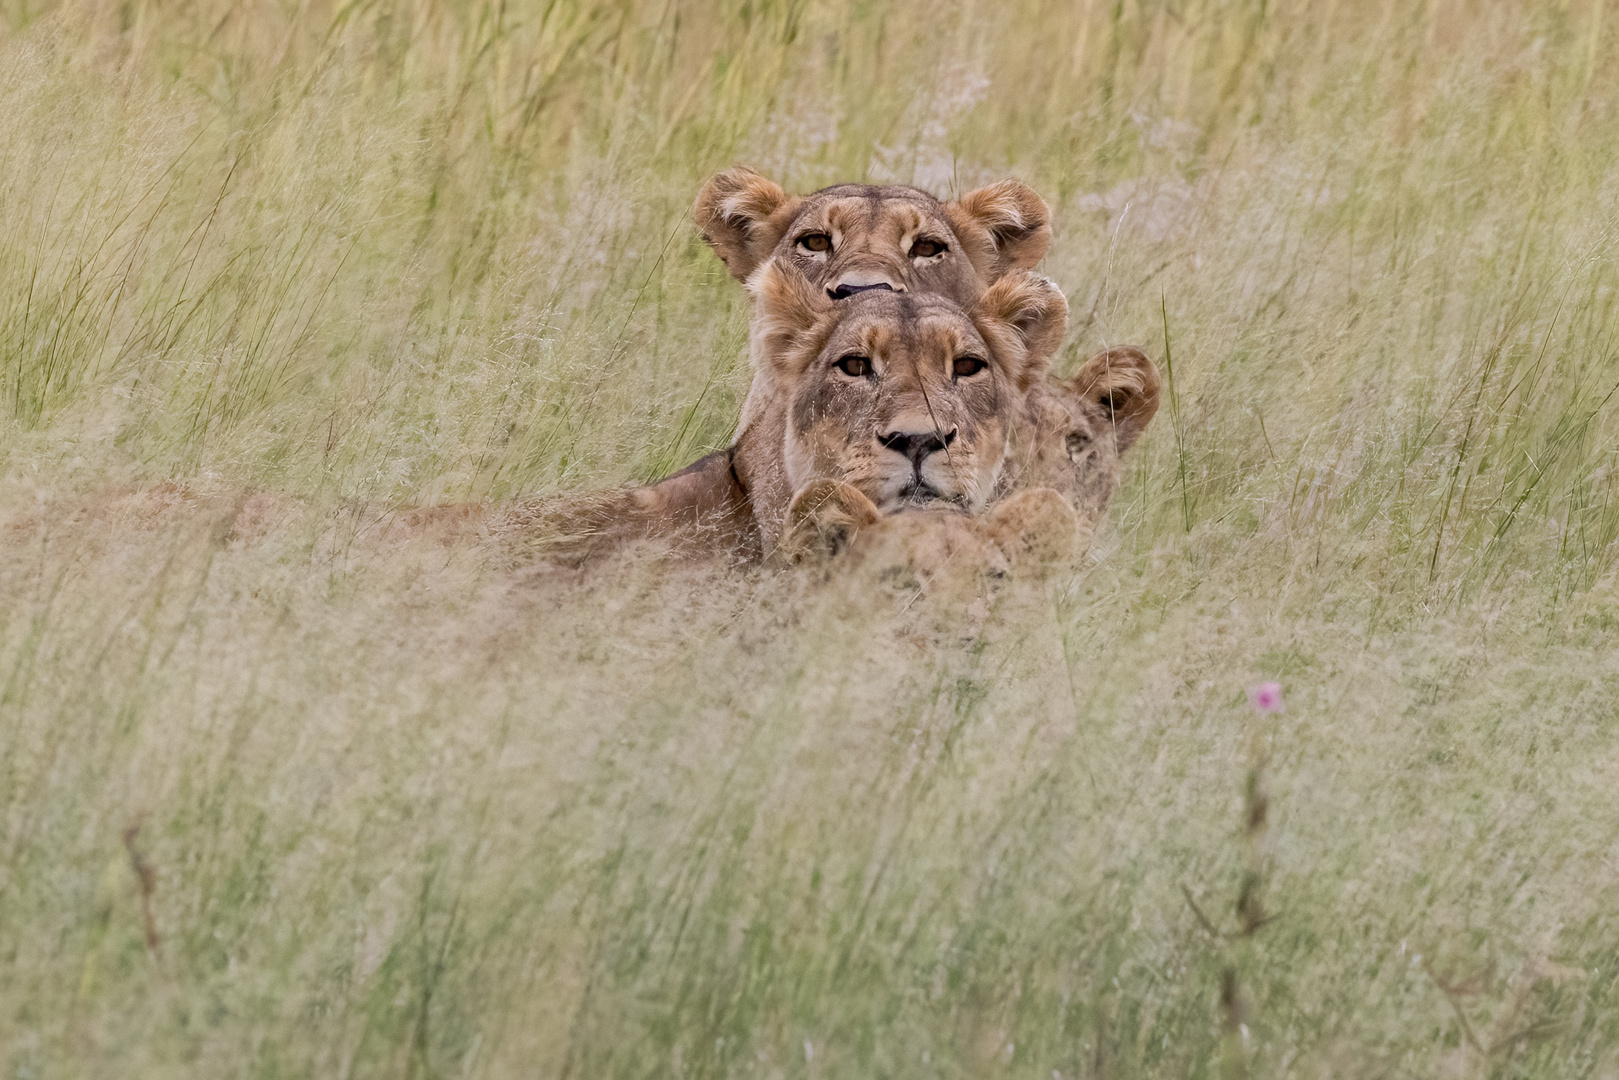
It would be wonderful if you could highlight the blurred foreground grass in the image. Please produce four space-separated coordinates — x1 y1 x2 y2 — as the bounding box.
5 0 1619 1076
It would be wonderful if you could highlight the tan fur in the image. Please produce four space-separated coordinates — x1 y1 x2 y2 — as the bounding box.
491 450 759 565
1011 345 1162 524
694 167 1051 304
735 262 1068 554
506 315 1161 574
780 483 1081 585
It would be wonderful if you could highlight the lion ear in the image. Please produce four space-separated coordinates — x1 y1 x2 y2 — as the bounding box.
972 272 1068 388
1071 346 1161 453
694 167 802 281
747 261 834 377
946 179 1052 276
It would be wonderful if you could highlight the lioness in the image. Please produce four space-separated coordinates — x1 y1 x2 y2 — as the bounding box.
742 261 1066 541
501 257 1159 565
694 166 1052 303
777 345 1161 574
497 263 1062 561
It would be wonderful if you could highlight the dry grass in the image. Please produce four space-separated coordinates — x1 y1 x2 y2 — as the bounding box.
5 1 1619 1076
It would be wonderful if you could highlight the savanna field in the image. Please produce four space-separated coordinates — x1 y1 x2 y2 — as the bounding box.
5 0 1619 1076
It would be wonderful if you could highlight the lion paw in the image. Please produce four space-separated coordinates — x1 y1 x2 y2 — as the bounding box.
777 479 881 563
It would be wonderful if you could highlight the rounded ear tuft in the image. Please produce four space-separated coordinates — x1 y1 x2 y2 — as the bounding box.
694 167 799 281
949 179 1052 274
1070 346 1162 453
972 272 1069 387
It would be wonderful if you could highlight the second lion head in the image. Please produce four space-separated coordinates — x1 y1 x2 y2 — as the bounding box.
695 167 1052 305
744 259 1069 534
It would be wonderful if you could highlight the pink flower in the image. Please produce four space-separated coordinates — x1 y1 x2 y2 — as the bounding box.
1248 682 1284 713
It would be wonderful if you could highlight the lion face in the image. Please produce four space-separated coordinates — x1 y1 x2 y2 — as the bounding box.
783 290 1011 512
742 263 1068 551
1015 346 1162 523
695 168 1051 305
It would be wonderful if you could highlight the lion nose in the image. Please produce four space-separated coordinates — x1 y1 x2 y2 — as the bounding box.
829 281 894 300
878 426 957 469
828 270 902 300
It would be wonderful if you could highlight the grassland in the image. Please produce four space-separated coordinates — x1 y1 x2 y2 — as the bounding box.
5 0 1619 1076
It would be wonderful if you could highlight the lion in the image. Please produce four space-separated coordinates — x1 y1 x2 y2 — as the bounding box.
1012 343 1161 525
777 482 1082 584
494 262 1066 562
498 256 1159 570
739 260 1067 541
493 261 1063 563
693 166 1053 304
775 346 1161 579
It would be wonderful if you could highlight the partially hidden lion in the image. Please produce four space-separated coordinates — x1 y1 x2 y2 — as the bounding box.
693 166 1053 304
776 342 1161 577
499 257 1159 570
743 260 1067 541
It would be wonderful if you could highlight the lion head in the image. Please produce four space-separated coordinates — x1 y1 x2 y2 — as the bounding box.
777 350 1162 579
1015 345 1162 524
695 167 1051 305
738 261 1068 553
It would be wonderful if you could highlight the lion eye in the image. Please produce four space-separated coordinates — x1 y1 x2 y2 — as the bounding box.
797 233 832 254
910 238 946 259
952 355 987 379
835 355 872 378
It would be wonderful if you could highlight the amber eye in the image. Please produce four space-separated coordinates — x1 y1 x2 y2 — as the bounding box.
797 233 832 253
952 355 987 379
910 238 946 259
835 355 872 378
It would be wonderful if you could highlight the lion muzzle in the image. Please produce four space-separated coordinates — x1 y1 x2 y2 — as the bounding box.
878 425 961 504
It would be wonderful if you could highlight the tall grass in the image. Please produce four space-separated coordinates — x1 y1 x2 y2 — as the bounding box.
4 1 1619 1076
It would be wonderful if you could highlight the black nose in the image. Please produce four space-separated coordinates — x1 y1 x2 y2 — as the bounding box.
878 426 957 469
828 281 896 300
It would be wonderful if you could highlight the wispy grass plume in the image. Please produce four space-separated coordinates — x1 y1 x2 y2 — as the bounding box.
5 2 1619 1078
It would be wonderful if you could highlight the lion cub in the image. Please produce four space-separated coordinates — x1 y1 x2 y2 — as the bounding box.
779 481 1082 588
